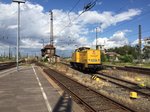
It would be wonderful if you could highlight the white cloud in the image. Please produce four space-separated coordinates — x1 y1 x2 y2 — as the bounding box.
79 9 141 31
96 2 102 6
0 2 142 56
131 39 138 46
21 38 42 48
92 30 130 49
7 25 17 29
109 30 131 42
131 39 144 46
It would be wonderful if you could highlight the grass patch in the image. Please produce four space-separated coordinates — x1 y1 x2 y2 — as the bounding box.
103 62 150 68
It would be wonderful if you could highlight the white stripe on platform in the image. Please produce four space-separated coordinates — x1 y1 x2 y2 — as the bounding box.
32 65 52 112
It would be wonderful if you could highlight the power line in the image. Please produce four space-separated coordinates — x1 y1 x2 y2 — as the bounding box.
69 0 97 24
68 0 82 26
68 0 81 13
59 0 97 34
115 1 129 13
83 0 97 12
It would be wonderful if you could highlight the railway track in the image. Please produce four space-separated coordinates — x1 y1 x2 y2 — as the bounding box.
104 65 150 75
40 65 135 112
60 62 150 94
0 62 16 70
96 72 150 97
0 60 25 71
60 62 150 97
62 62 150 76
124 66 150 75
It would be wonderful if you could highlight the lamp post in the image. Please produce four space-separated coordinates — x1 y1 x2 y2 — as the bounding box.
12 0 25 71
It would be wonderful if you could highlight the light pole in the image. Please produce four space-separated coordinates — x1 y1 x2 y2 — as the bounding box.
12 0 25 71
96 27 98 49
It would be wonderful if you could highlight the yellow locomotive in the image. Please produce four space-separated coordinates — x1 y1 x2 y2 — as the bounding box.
70 47 102 72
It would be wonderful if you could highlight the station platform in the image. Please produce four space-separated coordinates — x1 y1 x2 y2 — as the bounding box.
0 65 84 112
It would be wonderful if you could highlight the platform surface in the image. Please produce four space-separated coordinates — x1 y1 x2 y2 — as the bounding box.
0 65 79 112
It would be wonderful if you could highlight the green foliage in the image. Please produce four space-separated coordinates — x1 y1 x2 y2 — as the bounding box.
0 56 15 62
119 55 133 63
143 46 150 59
101 52 108 62
107 45 138 59
43 57 48 62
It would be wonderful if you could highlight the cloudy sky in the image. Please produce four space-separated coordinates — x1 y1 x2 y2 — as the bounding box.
0 0 150 57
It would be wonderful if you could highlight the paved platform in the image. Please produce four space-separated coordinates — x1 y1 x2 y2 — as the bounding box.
0 65 84 112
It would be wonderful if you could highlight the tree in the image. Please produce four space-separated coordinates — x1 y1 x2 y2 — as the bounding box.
107 45 138 59
143 46 150 59
119 55 133 63
101 52 108 62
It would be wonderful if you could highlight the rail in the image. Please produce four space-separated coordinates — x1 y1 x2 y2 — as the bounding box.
104 65 150 75
96 72 150 97
0 60 25 70
37 62 135 112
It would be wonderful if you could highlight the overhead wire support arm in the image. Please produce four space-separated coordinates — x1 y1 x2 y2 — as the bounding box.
74 0 97 21
83 0 97 12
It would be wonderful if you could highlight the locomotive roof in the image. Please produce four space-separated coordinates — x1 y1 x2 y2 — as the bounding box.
75 47 90 51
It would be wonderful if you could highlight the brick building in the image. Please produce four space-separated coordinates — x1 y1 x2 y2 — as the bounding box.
41 44 60 62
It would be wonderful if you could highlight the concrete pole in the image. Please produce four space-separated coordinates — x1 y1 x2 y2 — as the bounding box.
13 0 25 71
139 25 142 63
96 27 98 49
50 10 53 46
16 3 20 71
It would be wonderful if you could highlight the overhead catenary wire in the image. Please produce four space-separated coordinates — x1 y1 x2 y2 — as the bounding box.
68 0 81 24
115 1 130 13
71 0 97 24
68 0 81 14
83 0 97 12
58 0 98 48
59 0 97 34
